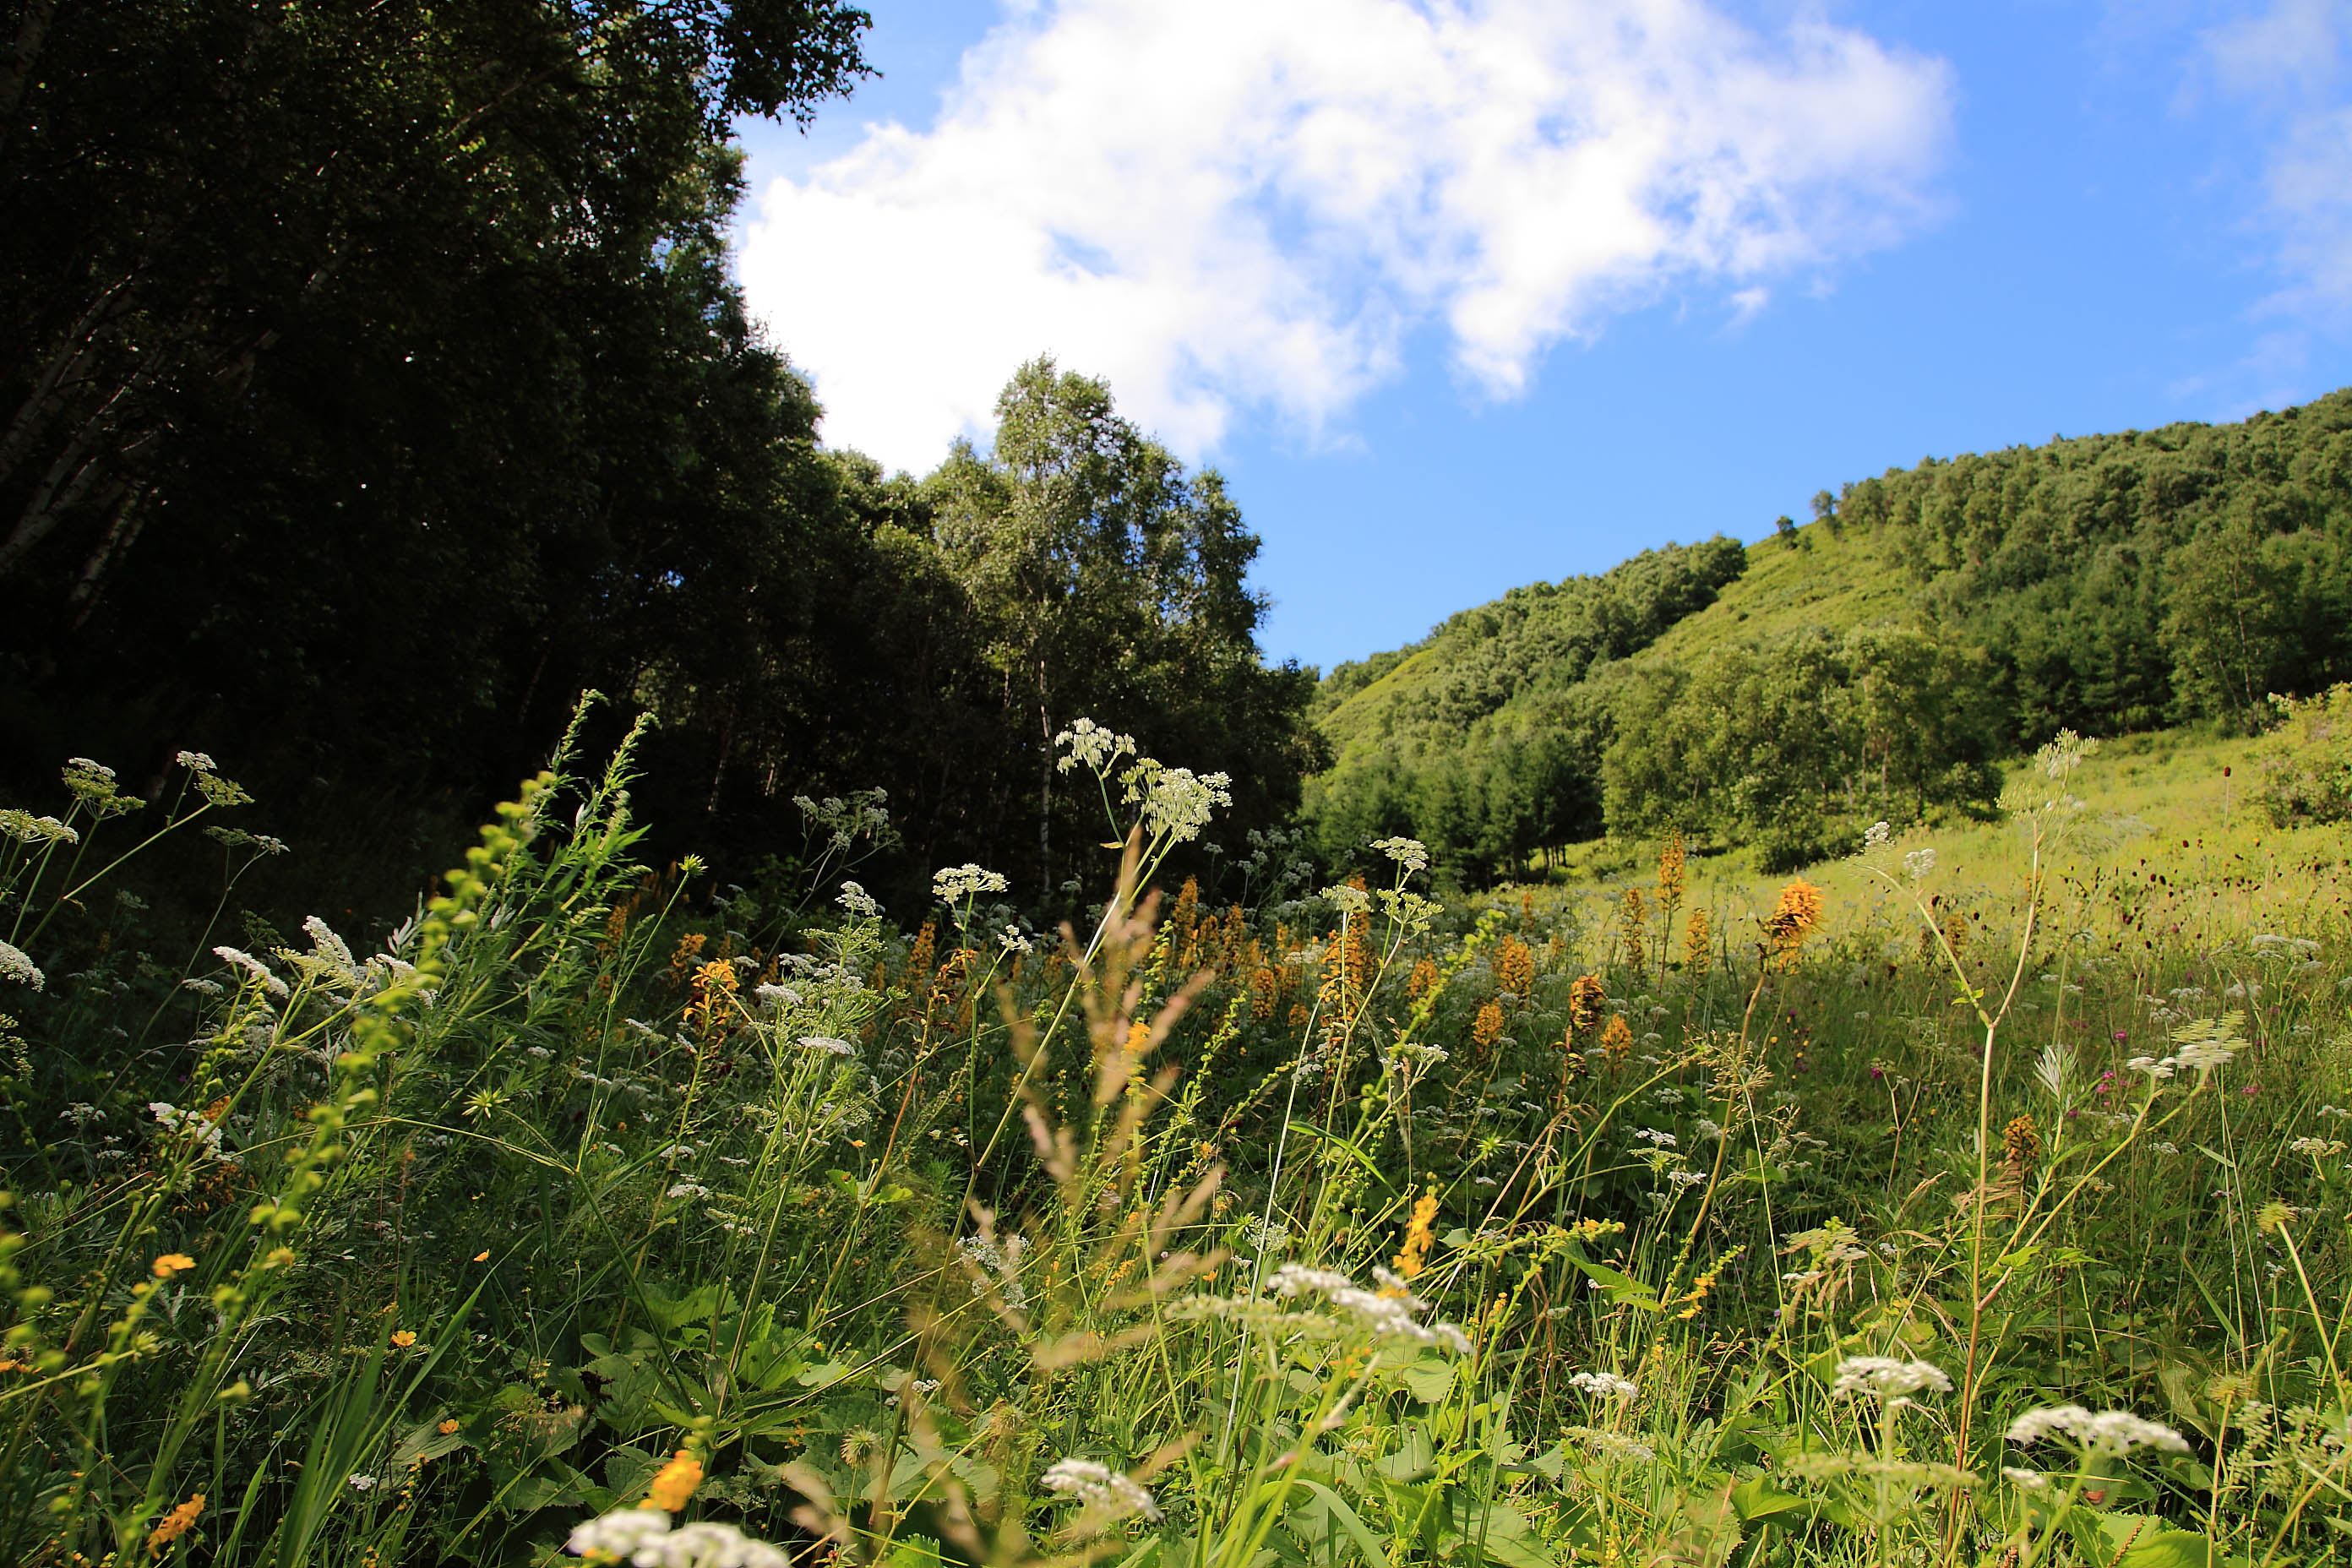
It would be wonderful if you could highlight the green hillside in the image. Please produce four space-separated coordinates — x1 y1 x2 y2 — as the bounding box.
1306 386 2352 879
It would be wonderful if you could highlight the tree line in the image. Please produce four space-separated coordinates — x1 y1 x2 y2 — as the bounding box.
0 2 1318 917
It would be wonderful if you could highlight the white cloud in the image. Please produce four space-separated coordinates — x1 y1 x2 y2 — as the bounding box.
738 0 1953 471
2203 0 2352 318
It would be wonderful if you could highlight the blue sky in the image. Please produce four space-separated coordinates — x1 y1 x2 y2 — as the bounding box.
732 0 2352 673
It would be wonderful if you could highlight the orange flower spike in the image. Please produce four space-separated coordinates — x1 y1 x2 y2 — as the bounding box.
146 1492 204 1554
1764 879 1826 955
1393 1192 1440 1281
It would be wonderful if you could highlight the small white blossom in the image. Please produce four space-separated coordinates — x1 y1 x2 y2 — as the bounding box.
836 881 882 918
1864 820 1891 848
0 810 77 846
1371 836 1430 873
1903 847 1936 881
1323 885 1372 916
998 924 1035 956
1266 1264 1473 1353
1124 760 1232 843
176 750 217 772
799 1035 856 1058
348 1473 376 1492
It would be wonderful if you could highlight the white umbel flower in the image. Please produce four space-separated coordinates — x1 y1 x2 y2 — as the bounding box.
1831 1356 1952 1400
1040 1457 1162 1522
0 940 44 991
1569 1370 1639 1399
1266 1264 1473 1353
2005 1405 2188 1454
566 1507 788 1567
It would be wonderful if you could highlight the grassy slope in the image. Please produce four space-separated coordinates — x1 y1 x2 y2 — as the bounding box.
1507 724 2352 962
1636 519 1911 665
1313 516 1918 777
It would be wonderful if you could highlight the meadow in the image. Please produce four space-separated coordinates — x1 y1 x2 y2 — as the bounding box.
2 702 2348 1568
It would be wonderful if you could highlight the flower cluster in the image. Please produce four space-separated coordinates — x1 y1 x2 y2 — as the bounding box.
836 881 882 918
1266 1264 1473 1353
1831 1356 1952 1401
2126 1014 2243 1081
1054 717 1137 776
1569 1370 1638 1399
1040 1457 1162 1523
0 940 44 992
934 863 1010 903
2005 1405 2188 1455
1124 762 1232 844
793 788 892 852
566 1509 787 1568
150 1101 227 1160
1371 836 1429 873
213 945 290 999
0 808 76 846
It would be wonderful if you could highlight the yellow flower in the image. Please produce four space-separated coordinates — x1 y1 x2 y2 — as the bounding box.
1470 1000 1505 1054
1393 1192 1440 1281
1764 879 1826 953
390 1330 416 1348
151 1254 197 1280
472 1250 490 1262
146 1492 204 1554
1566 975 1605 1032
644 1448 703 1511
438 1418 461 1435
1599 1015 1634 1062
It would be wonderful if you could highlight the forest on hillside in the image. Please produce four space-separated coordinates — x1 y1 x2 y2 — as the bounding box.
1308 390 2352 876
10 2 2352 910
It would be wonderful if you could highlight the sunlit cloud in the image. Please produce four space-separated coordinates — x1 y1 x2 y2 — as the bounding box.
2203 0 2352 319
738 0 1954 471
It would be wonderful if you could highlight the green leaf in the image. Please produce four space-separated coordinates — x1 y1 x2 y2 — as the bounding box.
1291 1478 1395 1568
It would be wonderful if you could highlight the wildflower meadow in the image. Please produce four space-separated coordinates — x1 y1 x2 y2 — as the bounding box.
3 699 2349 1568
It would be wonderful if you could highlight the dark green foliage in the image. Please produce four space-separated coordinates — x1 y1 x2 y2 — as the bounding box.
0 6 1315 919
1603 625 2004 870
1306 538 1745 881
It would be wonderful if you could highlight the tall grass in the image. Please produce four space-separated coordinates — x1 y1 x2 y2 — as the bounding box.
2 705 2347 1567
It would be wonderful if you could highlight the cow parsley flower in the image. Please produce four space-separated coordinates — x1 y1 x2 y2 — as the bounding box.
566 1508 789 1568
1040 1457 1162 1523
1123 761 1232 843
836 881 881 918
0 809 76 846
934 863 1010 903
1832 1357 1952 1400
176 750 216 772
1266 1264 1473 1353
1903 847 1936 881
1054 717 1138 776
213 946 289 999
1371 836 1430 873
0 940 45 991
1569 1370 1638 1399
2005 1405 2188 1454
1864 820 1892 848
